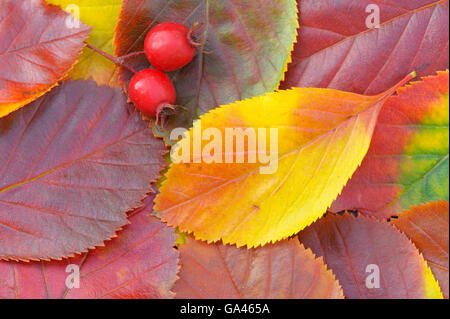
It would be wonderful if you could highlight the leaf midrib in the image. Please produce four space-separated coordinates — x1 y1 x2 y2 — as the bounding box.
160 96 386 214
0 128 147 195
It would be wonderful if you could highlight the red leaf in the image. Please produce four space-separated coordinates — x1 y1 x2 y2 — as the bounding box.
0 80 167 261
0 0 91 117
298 214 443 299
393 201 449 298
281 0 449 94
174 237 344 299
0 196 179 299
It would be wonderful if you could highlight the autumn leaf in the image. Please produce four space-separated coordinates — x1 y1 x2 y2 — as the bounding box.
331 71 449 218
46 0 122 87
0 80 167 261
281 0 449 94
0 196 179 299
298 213 443 299
155 74 415 248
114 0 298 139
174 236 343 299
393 201 449 298
0 0 91 118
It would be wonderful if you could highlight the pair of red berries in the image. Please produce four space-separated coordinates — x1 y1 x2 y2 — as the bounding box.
129 22 199 123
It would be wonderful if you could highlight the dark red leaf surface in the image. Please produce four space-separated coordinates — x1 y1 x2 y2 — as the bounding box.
0 80 167 261
0 196 179 299
298 214 443 299
0 0 91 117
174 237 344 299
281 0 449 94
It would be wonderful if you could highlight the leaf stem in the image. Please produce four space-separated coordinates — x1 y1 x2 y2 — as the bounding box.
377 71 417 101
85 43 138 74
117 51 146 61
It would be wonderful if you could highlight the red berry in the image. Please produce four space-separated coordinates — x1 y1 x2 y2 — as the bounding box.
128 69 176 118
144 22 196 72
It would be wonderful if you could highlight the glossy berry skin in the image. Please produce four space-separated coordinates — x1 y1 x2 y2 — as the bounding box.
128 69 176 117
144 22 195 72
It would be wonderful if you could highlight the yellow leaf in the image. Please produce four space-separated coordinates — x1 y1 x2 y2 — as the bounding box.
155 74 416 248
46 0 122 87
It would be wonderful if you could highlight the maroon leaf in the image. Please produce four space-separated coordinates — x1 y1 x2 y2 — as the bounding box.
0 80 167 261
0 196 179 299
174 236 344 299
281 0 449 94
298 213 443 298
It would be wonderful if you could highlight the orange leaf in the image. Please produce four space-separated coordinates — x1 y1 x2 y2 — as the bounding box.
174 237 343 299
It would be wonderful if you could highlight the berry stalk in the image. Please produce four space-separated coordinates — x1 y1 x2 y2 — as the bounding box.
117 51 146 62
85 43 138 74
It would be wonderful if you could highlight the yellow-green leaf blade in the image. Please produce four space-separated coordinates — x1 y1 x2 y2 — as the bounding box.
47 0 122 87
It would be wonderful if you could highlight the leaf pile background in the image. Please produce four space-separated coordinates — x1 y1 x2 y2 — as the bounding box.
0 0 448 299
